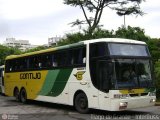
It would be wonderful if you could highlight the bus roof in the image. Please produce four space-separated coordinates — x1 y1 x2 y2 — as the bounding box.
5 38 146 60
5 42 84 60
80 38 146 45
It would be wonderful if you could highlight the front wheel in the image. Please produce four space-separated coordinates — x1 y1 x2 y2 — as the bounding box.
74 93 89 113
20 88 27 103
14 88 20 102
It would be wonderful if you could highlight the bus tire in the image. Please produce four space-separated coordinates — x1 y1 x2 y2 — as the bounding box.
14 88 20 102
20 88 27 103
74 92 89 113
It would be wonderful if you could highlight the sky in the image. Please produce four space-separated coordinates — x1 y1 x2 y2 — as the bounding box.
0 0 160 45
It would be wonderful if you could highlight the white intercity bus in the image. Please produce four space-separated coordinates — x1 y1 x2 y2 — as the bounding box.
4 38 156 113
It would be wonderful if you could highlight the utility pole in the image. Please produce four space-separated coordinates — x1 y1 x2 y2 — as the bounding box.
124 15 126 28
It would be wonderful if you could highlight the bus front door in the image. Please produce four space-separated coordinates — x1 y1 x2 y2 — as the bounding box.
97 60 111 110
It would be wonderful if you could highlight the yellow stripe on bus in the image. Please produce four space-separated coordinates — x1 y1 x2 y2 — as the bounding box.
119 88 145 94
5 70 48 99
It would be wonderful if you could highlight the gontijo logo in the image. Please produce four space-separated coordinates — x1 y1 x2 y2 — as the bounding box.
20 72 41 80
74 71 85 80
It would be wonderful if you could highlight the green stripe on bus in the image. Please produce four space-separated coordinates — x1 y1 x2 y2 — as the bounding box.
38 70 60 95
47 68 73 97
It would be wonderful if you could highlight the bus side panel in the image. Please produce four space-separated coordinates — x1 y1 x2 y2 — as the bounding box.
68 68 100 109
4 70 48 99
5 72 20 96
35 68 73 104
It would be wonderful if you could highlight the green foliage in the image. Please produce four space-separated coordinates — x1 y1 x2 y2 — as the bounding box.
57 26 149 46
0 45 21 65
58 32 86 46
115 26 150 41
24 46 48 53
64 0 144 34
147 38 160 62
155 61 160 99
92 28 114 39
57 28 114 46
155 62 160 87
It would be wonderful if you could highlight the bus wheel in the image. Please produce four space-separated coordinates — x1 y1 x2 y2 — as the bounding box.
74 93 89 113
20 88 27 103
14 88 20 102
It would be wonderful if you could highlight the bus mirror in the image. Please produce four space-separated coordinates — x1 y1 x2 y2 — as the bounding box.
83 57 86 64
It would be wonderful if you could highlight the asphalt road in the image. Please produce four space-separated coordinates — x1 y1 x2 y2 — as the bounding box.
0 95 160 120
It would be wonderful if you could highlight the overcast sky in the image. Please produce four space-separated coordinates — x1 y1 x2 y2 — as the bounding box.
0 0 160 45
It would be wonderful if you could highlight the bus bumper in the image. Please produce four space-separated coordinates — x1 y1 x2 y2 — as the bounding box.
110 96 156 111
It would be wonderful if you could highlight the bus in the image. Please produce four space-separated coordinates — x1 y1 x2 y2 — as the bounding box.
0 65 5 95
4 38 156 113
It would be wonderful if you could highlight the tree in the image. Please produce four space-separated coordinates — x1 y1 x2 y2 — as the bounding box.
57 26 151 46
115 26 150 41
24 46 48 53
147 38 160 62
64 0 144 35
58 32 86 46
57 28 114 46
155 61 160 100
68 19 86 31
0 45 21 65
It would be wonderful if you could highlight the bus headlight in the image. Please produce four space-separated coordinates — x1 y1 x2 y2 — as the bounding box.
150 99 156 103
149 92 156 96
119 102 128 109
114 94 129 99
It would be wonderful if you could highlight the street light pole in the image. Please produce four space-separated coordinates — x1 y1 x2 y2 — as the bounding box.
124 15 126 28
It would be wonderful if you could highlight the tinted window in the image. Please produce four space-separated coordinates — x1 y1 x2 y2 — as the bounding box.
5 46 86 72
29 56 39 69
108 43 149 56
90 42 106 58
0 69 2 77
72 47 86 65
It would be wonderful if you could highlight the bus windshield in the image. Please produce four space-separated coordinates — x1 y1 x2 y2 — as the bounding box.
114 59 154 89
108 43 149 56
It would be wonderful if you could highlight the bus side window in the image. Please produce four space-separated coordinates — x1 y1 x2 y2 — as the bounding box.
60 51 67 66
19 58 27 70
0 69 2 77
52 54 58 67
29 57 38 69
64 51 71 66
55 51 68 67
41 55 47 68
43 54 52 68
23 58 29 69
56 52 62 67
82 47 86 64
68 50 74 65
36 56 42 68
72 47 86 65
90 42 106 58
5 61 12 72
14 60 19 71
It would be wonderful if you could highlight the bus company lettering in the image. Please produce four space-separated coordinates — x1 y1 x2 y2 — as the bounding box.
20 72 41 80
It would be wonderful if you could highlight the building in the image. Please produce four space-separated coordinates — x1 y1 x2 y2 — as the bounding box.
48 36 62 46
3 38 38 51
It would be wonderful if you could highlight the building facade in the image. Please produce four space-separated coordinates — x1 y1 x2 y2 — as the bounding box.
3 38 38 51
48 36 62 46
